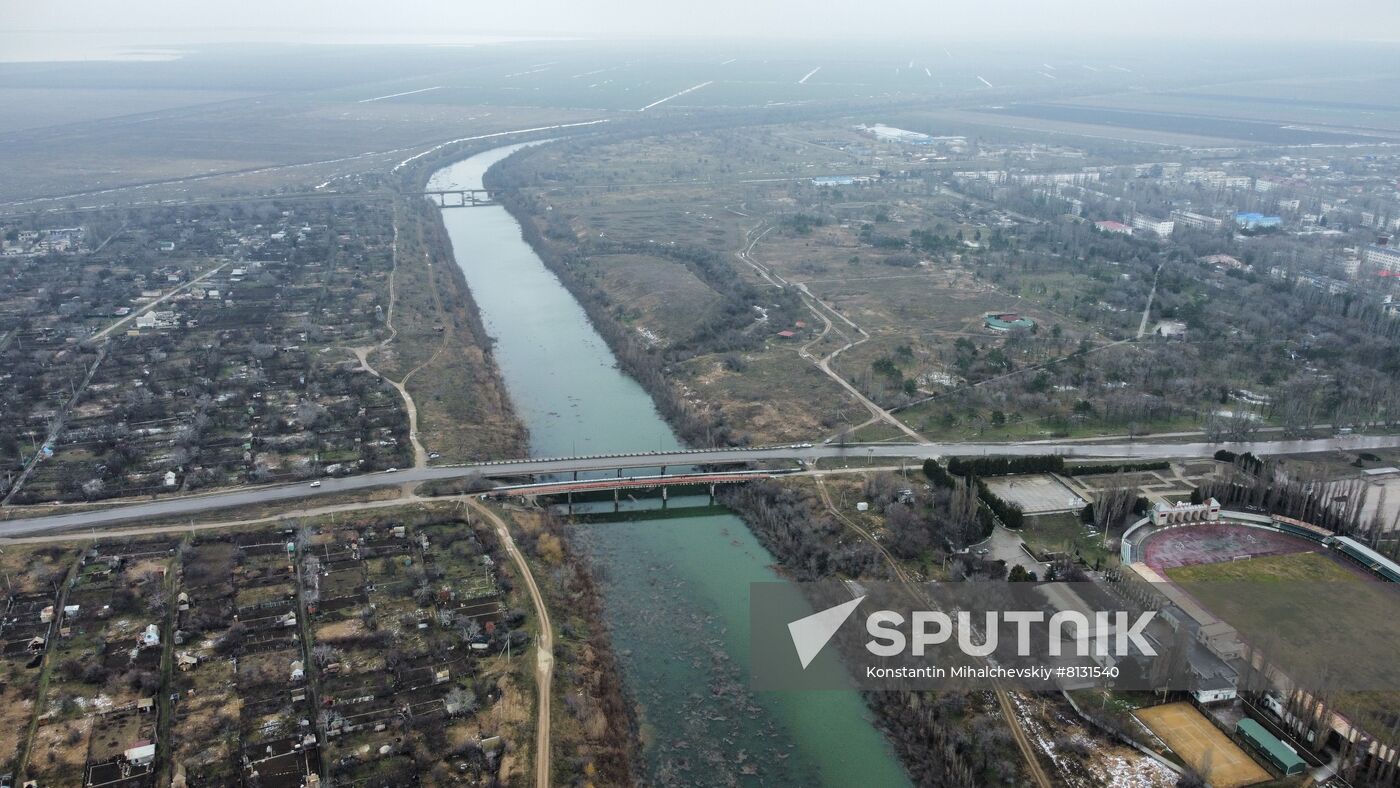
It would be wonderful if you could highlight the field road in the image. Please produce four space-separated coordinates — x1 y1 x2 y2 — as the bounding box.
4 435 1400 536
734 221 923 441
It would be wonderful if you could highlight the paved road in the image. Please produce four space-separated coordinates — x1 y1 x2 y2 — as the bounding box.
5 435 1400 536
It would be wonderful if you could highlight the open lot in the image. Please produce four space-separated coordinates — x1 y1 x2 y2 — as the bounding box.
1135 702 1270 788
983 474 1083 514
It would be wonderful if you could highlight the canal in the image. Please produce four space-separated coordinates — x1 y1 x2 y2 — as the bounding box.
429 143 909 787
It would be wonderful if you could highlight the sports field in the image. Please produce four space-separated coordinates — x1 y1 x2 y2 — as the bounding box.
1135 703 1270 788
1141 522 1313 570
1165 549 1365 584
1167 551 1400 698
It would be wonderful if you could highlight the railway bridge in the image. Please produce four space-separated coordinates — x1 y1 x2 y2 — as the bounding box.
424 189 495 208
484 469 783 511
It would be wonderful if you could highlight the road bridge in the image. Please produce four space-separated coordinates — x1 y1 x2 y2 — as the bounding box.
5 435 1400 537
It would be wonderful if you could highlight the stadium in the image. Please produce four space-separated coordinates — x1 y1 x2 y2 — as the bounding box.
1118 499 1400 786
1123 500 1400 584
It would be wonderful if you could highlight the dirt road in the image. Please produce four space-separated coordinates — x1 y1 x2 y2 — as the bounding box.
813 477 1052 788
468 499 554 788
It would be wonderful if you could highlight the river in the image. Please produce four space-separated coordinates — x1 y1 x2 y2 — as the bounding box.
429 143 909 786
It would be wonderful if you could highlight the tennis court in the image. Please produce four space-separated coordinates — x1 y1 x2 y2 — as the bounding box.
1135 703 1271 787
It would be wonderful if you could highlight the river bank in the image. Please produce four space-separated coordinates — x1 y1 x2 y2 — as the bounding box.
428 143 911 786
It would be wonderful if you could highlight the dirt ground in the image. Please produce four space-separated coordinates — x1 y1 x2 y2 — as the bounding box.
1140 523 1313 570
1135 703 1270 788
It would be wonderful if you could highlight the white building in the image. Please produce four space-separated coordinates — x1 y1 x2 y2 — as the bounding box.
125 743 156 767
1171 209 1221 230
1362 245 1400 275
1131 216 1175 238
1150 498 1221 526
1156 320 1188 339
1193 674 1239 705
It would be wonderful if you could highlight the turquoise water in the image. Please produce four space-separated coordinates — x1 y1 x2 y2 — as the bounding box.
430 145 909 786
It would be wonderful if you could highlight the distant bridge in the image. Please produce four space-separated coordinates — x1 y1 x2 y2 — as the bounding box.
424 189 495 208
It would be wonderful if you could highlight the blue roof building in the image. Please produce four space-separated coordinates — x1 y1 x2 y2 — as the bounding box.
1235 212 1282 230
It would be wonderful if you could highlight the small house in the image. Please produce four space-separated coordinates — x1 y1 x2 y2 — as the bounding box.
141 624 160 649
124 742 157 767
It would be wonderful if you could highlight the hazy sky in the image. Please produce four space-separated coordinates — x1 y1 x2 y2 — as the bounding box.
6 0 1399 45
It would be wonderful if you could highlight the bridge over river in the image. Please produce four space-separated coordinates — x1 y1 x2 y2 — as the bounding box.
4 434 1400 537
424 188 495 207
488 469 785 509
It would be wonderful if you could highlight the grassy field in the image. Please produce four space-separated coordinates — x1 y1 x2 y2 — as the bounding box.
1169 551 1400 736
501 122 1134 446
1021 512 1114 569
369 201 527 462
676 347 857 443
1165 550 1361 584
592 253 725 344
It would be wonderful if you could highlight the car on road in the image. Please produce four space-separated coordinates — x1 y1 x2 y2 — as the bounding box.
384 467 399 473
309 481 321 488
